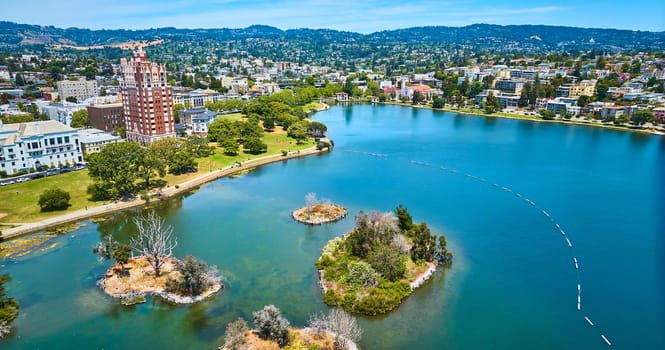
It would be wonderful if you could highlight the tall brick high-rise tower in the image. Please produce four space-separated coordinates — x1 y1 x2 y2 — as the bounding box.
120 47 175 145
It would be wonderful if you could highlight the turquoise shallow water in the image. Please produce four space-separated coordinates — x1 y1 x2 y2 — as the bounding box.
1 104 663 349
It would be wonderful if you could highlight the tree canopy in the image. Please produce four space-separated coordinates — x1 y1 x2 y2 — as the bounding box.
38 188 71 211
70 109 88 128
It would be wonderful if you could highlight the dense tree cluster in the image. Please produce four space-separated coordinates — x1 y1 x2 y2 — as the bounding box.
86 136 212 200
318 205 453 315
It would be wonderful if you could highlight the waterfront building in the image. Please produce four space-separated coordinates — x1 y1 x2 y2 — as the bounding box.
0 120 83 175
653 107 665 123
556 80 597 98
494 78 525 94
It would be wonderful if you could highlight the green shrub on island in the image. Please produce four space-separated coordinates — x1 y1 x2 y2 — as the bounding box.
165 255 218 296
316 205 453 316
253 305 291 347
0 274 19 339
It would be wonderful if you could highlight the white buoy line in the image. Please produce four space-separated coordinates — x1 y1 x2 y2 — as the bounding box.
343 149 389 158
406 157 614 347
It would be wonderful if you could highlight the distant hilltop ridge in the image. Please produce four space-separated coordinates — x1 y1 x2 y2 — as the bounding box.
1 21 663 51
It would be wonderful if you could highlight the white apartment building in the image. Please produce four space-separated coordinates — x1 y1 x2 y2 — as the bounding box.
56 79 98 102
0 120 83 175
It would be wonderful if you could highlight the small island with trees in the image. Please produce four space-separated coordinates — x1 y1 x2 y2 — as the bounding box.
315 205 452 316
292 193 348 225
94 212 222 305
221 305 361 350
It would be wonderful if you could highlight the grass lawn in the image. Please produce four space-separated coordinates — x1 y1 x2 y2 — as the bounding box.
163 128 315 184
303 101 324 113
0 124 318 226
0 170 95 224
216 112 244 121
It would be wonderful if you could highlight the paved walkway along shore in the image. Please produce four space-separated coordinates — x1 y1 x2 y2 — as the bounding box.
1 146 329 240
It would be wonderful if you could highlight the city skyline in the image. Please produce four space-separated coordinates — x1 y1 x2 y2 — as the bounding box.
2 0 664 33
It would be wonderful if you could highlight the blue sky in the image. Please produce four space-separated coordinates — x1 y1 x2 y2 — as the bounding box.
3 0 664 33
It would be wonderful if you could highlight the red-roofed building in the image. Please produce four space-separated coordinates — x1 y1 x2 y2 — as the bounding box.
407 85 433 101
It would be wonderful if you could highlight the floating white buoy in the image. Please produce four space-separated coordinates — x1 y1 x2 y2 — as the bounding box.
542 210 550 217
566 237 573 247
601 334 612 346
574 257 579 269
585 316 594 326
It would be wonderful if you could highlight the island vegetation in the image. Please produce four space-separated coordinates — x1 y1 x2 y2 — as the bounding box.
316 205 452 316
94 212 222 305
292 193 348 225
0 242 19 339
221 305 361 350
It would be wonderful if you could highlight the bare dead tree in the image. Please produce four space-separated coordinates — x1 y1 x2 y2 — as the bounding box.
130 211 177 277
307 308 362 350
390 233 410 254
305 192 318 213
366 211 399 243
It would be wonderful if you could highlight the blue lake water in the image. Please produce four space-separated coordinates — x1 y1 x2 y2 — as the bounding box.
2 104 663 349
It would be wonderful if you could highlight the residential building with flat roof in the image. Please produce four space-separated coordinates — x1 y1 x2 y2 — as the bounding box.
56 79 98 102
78 128 122 154
173 89 222 108
177 108 218 135
494 78 525 94
0 120 83 175
87 103 125 132
653 107 665 123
